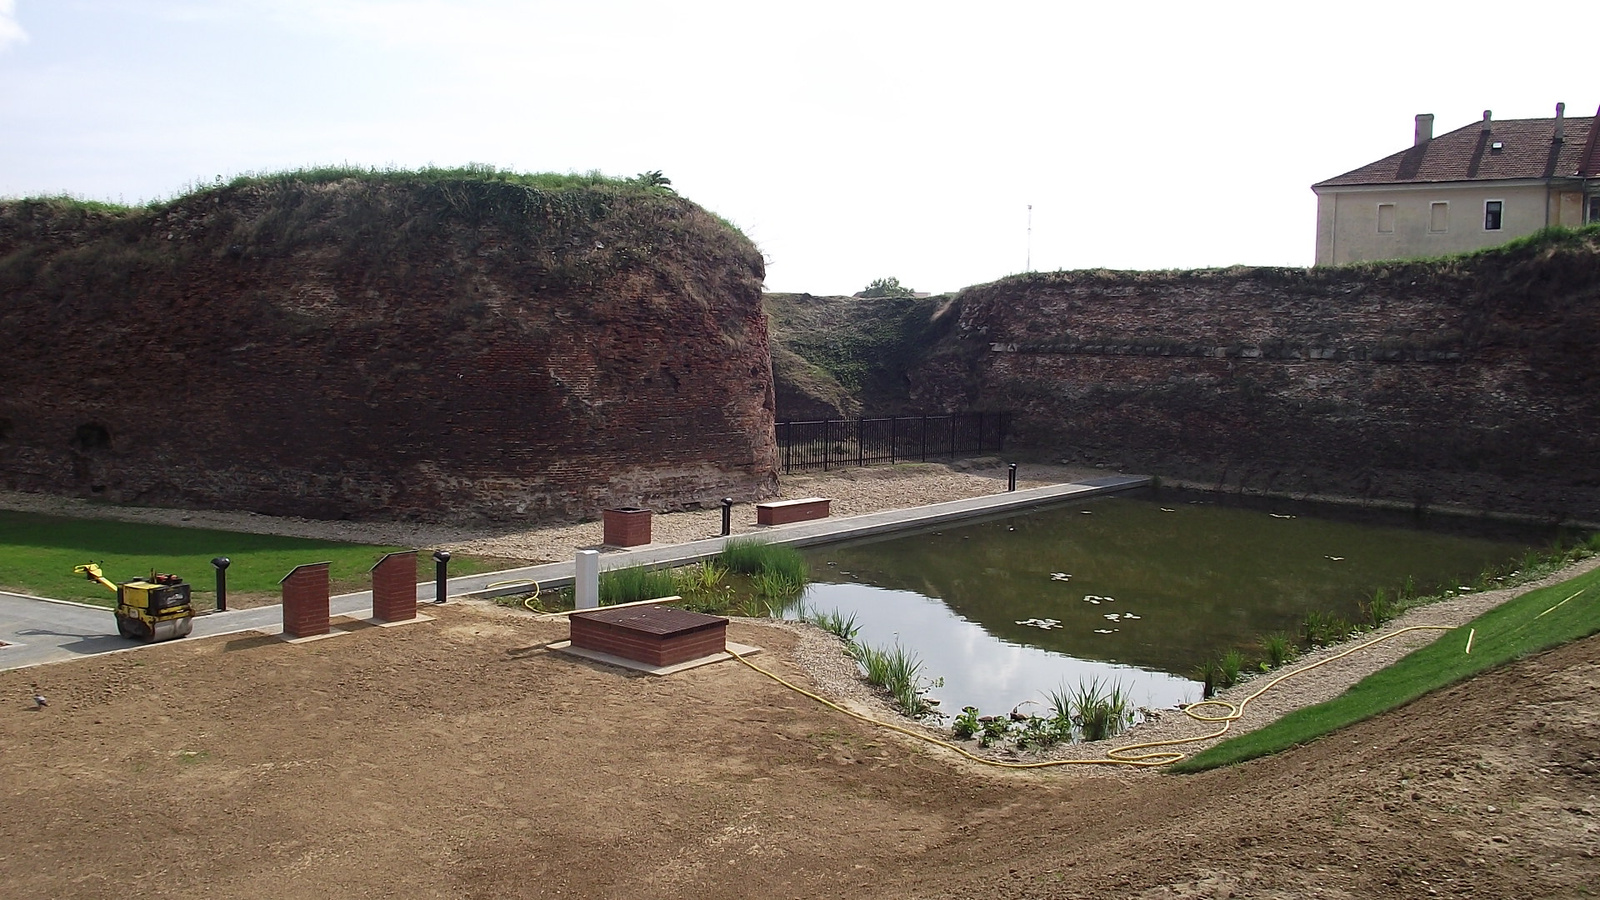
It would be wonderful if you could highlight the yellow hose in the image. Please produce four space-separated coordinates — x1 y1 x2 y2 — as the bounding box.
482 579 545 612
1102 623 1453 766
517 581 543 613
728 622 1456 769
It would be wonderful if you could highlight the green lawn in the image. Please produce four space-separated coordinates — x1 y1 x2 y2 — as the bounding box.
0 510 512 607
1174 561 1600 772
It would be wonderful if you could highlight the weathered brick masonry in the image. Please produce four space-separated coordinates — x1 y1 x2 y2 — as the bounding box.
0 179 778 522
915 245 1600 522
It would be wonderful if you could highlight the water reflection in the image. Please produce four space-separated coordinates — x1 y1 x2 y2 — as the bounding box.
794 488 1549 716
798 581 1200 713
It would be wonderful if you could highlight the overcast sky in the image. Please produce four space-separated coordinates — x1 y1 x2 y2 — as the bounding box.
1 0 1592 295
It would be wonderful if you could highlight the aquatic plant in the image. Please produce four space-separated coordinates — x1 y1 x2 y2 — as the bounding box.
599 564 678 605
1259 632 1298 668
718 537 809 586
1068 677 1136 742
673 560 727 595
1013 714 1068 750
1329 615 1357 642
1189 658 1223 699
1302 610 1334 648
978 716 1012 748
849 642 888 685
893 680 934 719
951 706 982 740
751 569 805 601
850 641 939 719
1217 649 1247 688
803 607 861 643
883 644 922 685
1044 684 1074 722
1363 588 1396 628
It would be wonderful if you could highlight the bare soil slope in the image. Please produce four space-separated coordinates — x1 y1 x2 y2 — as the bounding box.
2 601 1595 899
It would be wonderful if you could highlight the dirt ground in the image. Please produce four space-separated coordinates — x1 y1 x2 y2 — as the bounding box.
2 466 1598 898
0 600 1595 898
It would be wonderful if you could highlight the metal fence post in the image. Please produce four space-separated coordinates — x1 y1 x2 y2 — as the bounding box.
211 557 230 612
432 550 450 604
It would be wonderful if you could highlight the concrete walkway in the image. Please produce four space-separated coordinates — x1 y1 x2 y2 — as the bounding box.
0 474 1147 672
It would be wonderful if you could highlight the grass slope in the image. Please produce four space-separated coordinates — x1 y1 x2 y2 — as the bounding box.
0 510 503 607
1176 562 1600 771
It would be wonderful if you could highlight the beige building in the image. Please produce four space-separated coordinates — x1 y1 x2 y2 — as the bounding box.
1313 104 1600 266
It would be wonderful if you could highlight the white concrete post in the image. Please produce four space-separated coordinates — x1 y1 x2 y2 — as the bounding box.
575 550 600 610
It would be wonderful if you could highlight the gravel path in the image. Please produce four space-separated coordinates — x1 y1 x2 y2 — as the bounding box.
0 459 1093 562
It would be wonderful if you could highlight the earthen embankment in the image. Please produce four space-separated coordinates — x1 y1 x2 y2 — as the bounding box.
0 173 778 522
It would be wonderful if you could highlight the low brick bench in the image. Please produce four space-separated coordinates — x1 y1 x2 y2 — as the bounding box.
756 497 832 526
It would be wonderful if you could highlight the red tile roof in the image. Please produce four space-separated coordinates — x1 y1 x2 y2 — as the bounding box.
1315 109 1598 187
1581 114 1600 178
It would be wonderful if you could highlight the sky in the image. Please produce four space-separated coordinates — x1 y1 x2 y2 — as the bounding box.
1 0 1593 295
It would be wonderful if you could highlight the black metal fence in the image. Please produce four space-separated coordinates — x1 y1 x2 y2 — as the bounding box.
775 412 1007 474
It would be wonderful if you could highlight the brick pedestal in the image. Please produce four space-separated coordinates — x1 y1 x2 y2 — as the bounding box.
371 550 418 622
281 562 331 638
570 606 727 666
602 507 652 547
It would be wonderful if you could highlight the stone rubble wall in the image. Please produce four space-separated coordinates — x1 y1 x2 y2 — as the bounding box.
916 248 1600 523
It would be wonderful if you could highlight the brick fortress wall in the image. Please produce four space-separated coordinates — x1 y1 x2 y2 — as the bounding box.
913 244 1600 522
0 179 779 522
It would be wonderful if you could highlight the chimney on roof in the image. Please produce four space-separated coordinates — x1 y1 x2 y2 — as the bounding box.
1481 110 1493 133
1554 102 1566 142
1414 114 1434 146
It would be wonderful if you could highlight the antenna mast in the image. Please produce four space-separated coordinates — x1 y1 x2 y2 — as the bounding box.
1026 204 1033 272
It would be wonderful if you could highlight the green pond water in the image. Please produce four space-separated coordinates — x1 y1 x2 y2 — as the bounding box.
794 488 1558 716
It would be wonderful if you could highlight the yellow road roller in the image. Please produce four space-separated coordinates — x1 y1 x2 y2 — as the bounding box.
74 563 195 642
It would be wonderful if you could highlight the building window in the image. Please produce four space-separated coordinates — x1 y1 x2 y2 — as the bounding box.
1377 203 1396 234
1588 196 1600 224
1485 200 1503 231
1429 202 1449 233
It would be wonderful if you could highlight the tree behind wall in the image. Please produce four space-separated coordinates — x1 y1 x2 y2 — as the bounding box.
859 277 916 299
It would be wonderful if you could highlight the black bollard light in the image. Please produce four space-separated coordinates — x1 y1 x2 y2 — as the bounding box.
721 498 734 537
432 550 451 604
1007 463 1018 492
211 557 231 612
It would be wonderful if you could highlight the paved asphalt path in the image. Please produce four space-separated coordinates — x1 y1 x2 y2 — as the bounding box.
1 475 1147 672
